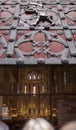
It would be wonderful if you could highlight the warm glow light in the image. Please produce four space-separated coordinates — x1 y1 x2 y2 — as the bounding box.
33 86 36 95
52 113 56 117
45 108 48 115
2 104 6 107
42 86 44 93
33 74 36 79
24 85 27 94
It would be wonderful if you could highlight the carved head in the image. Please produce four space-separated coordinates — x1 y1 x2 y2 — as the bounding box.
22 118 54 130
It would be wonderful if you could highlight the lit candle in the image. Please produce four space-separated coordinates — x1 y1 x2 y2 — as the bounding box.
24 85 27 94
33 86 36 95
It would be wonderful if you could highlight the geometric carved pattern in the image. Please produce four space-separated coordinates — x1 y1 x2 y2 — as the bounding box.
0 0 76 64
